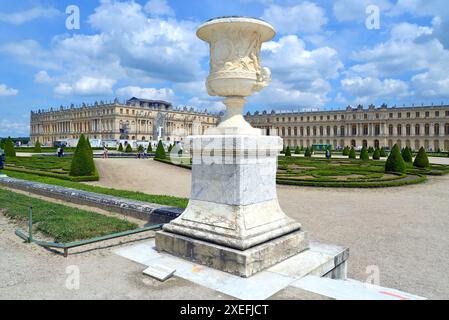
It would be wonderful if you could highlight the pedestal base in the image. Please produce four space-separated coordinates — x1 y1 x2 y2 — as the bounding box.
155 230 309 278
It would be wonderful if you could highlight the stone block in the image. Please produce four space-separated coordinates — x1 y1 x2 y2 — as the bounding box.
155 229 309 278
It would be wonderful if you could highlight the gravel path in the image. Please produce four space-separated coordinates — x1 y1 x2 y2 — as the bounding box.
88 158 449 299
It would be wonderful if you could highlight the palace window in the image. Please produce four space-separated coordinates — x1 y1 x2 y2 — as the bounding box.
333 126 338 136
320 116 324 121
407 112 411 118
320 126 324 136
375 124 380 136
340 126 345 136
435 124 440 136
416 112 420 118
364 114 368 119
294 127 298 135
406 124 411 136
425 124 430 136
389 113 393 118
398 113 402 118
313 116 317 121
435 111 439 117
352 125 357 136
445 123 449 135
300 127 304 136
415 124 420 135
397 125 402 136
334 115 337 120
389 125 394 136
327 126 331 136
307 127 310 136
446 111 449 117
288 127 292 136
364 125 369 136
341 115 344 120
376 113 380 119
313 126 317 136
425 112 430 118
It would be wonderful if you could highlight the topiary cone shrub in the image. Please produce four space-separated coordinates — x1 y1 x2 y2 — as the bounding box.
118 143 124 152
342 146 350 156
295 146 300 154
304 147 312 157
348 147 356 159
380 148 387 157
4 137 16 157
368 146 374 154
125 144 133 153
385 144 406 173
285 146 292 157
147 143 153 153
155 141 167 160
401 146 413 163
413 147 430 168
360 146 369 160
34 141 42 153
373 148 381 160
70 134 96 177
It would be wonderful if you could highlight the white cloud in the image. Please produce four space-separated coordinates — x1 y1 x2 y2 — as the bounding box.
0 7 60 25
262 35 343 93
341 76 409 104
250 79 330 107
116 86 176 101
54 77 116 96
34 71 52 84
144 0 175 17
0 84 18 97
333 0 393 22
0 119 29 136
262 2 328 34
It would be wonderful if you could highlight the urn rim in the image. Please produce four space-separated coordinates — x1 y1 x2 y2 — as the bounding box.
197 16 276 42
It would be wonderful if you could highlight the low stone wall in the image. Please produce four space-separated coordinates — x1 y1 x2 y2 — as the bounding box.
0 177 182 224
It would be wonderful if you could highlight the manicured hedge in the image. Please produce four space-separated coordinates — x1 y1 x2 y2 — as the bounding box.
70 134 97 177
4 137 16 157
413 147 430 168
155 141 167 160
385 144 406 173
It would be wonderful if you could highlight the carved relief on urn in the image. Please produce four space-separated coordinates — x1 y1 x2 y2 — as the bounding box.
197 17 275 98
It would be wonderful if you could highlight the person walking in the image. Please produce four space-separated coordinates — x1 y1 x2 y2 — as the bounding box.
103 146 109 159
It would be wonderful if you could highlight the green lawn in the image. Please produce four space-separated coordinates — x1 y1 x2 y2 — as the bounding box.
4 155 99 182
0 188 137 243
0 169 188 209
156 154 449 188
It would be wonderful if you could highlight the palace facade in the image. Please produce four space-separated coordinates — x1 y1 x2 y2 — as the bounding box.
30 97 219 145
245 104 449 151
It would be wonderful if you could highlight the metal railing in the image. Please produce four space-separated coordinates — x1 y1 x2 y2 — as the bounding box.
10 205 162 257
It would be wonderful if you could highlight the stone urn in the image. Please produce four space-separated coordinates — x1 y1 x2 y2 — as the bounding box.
155 17 308 277
197 17 275 134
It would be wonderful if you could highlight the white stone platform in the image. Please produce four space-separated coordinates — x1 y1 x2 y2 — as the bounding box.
115 239 424 300
116 239 348 300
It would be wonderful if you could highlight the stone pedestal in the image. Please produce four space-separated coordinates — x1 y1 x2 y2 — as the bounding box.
156 134 309 277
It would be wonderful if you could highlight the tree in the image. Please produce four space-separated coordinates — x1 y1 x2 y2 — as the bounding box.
368 146 374 154
348 147 356 159
34 141 42 153
70 134 96 177
294 146 301 154
413 147 430 168
125 144 133 153
147 143 153 153
285 146 292 157
118 143 124 152
401 146 413 163
137 145 144 153
380 148 387 157
155 141 167 160
4 137 16 157
385 144 406 173
360 146 369 160
373 148 381 160
342 146 350 156
304 147 312 157
0 139 5 150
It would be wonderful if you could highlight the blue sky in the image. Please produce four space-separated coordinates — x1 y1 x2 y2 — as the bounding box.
1 0 449 136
